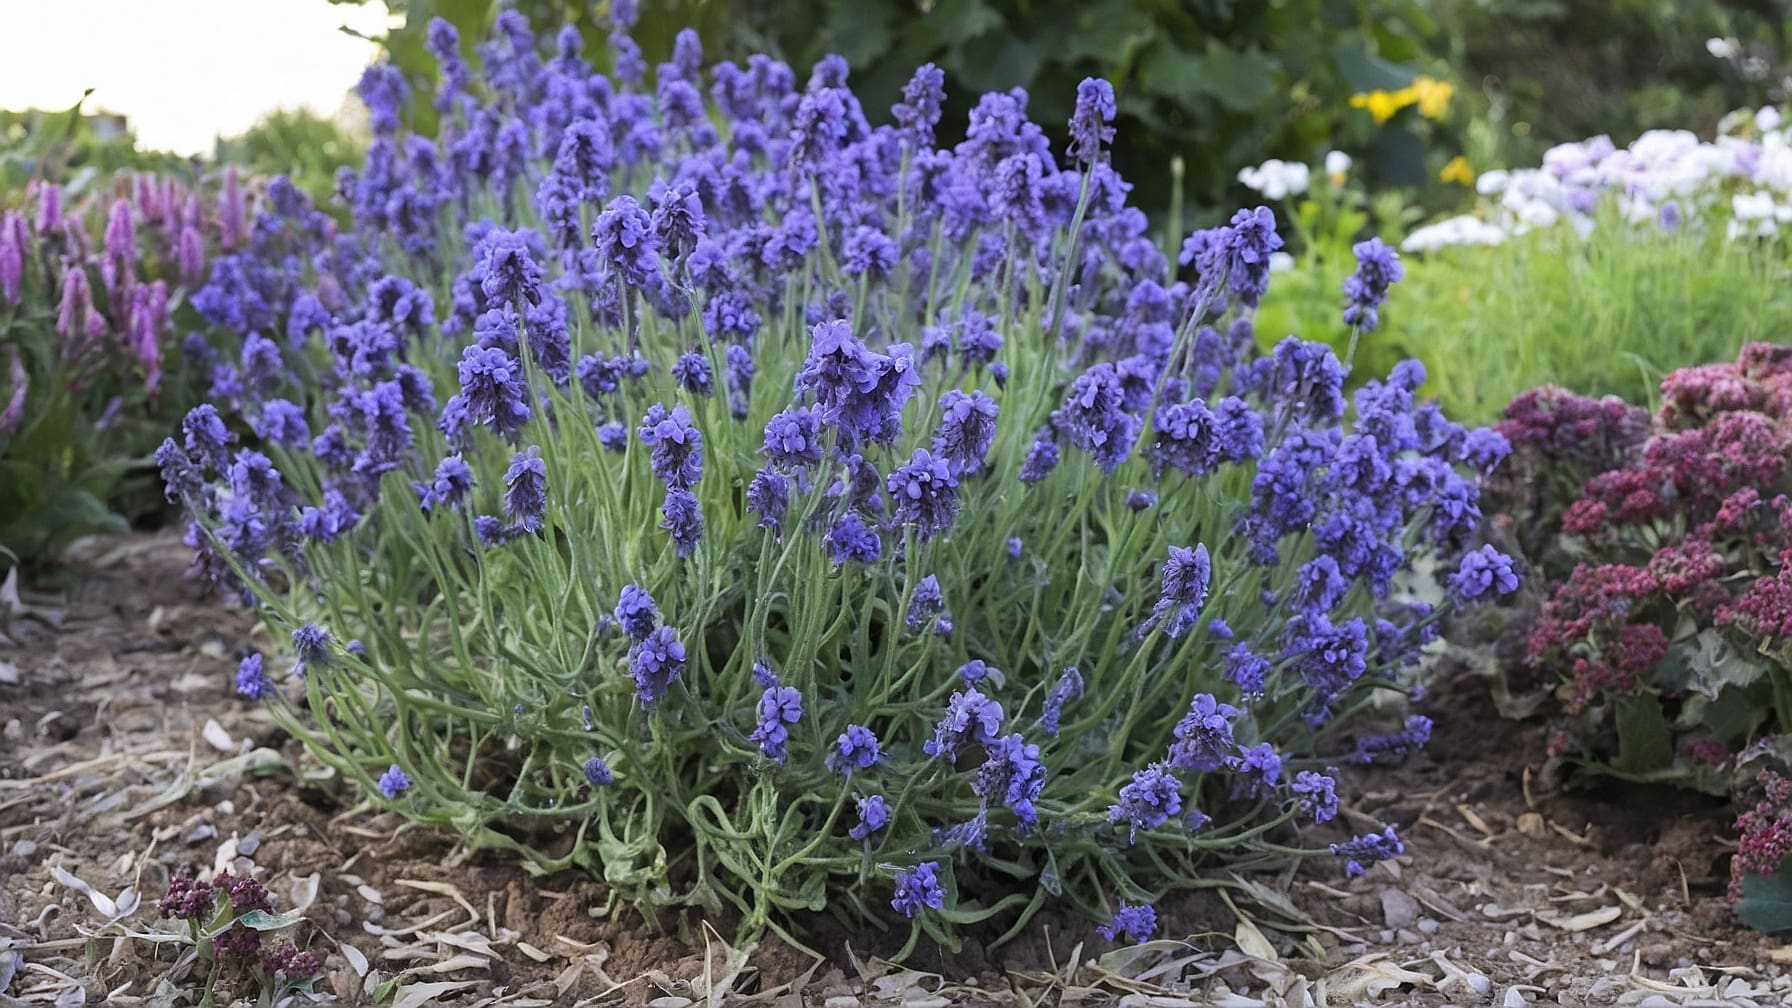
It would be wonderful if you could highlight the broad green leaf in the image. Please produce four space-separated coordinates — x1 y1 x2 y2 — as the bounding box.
1328 42 1416 93
1682 628 1763 698
1737 870 1792 933
923 0 1002 45
1612 693 1672 775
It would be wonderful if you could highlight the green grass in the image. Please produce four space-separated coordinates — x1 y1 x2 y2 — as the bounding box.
1256 207 1792 423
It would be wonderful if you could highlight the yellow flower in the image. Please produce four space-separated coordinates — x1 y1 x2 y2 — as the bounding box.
1439 155 1475 185
1350 87 1414 125
1411 76 1453 120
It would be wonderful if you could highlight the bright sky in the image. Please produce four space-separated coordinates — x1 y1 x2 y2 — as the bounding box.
0 0 396 156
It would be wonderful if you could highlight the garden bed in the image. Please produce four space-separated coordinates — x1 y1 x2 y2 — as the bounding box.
3 532 1788 1007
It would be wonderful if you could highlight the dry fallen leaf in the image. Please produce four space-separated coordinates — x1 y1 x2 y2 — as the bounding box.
1232 917 1277 963
1537 905 1621 932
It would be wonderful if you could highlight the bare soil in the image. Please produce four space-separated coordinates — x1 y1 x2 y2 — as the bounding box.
2 532 1788 1006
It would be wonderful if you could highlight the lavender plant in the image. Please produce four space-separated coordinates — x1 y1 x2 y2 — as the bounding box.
0 171 237 566
164 10 1513 949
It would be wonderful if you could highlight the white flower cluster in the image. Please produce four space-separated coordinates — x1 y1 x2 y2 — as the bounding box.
1236 151 1354 201
1404 106 1792 252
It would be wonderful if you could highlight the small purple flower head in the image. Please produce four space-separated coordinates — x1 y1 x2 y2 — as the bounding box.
356 63 409 135
252 400 310 448
1167 693 1238 773
377 764 411 799
582 756 614 787
1151 544 1211 639
1040 667 1083 736
598 422 628 451
1109 762 1183 843
182 404 235 471
659 487 704 556
156 439 202 502
893 63 946 146
849 793 890 840
751 685 803 762
924 689 1005 762
502 446 547 534
974 732 1047 827
832 724 883 773
930 389 1000 476
747 468 790 536
638 403 704 489
1355 715 1433 764
443 344 531 442
1229 742 1283 795
886 448 960 540
1330 825 1404 877
629 625 687 709
592 195 662 289
1342 237 1404 332
1460 426 1511 474
1018 426 1060 484
672 350 714 397
1222 206 1284 309
292 623 332 671
478 228 545 306
1007 537 1022 560
957 659 994 686
235 654 273 699
890 861 946 918
825 512 882 565
1449 544 1519 602
842 225 899 280
906 574 944 632
1126 489 1157 511
1067 78 1117 163
1225 638 1268 695
1098 904 1158 943
417 454 475 512
0 210 26 305
1055 363 1137 473
615 585 659 641
1292 769 1339 823
761 406 825 468
103 197 135 263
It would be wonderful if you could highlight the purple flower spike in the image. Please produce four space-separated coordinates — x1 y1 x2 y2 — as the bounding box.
1067 78 1117 163
832 724 883 773
638 403 704 489
1098 903 1158 943
891 861 946 918
1342 237 1404 332
886 448 960 539
629 625 687 709
750 685 803 762
1449 544 1520 602
502 446 547 534
1330 825 1404 876
850 793 890 840
235 654 273 699
614 584 659 641
1108 762 1182 842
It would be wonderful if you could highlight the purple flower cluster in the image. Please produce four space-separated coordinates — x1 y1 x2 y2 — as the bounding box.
890 861 946 918
1330 826 1404 876
1098 903 1158 943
